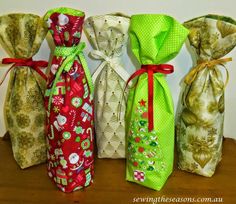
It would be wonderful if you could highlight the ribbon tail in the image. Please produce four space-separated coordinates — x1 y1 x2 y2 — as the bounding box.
92 61 107 83
148 69 154 131
78 53 94 94
32 66 48 81
184 64 203 85
47 55 73 112
217 64 230 89
113 64 130 82
0 65 16 86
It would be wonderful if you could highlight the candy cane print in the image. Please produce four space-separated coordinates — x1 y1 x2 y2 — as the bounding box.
85 158 93 167
86 127 93 142
49 161 54 169
48 125 55 140
83 83 89 99
69 110 76 127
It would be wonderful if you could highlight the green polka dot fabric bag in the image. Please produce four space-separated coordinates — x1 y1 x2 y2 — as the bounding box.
126 14 188 190
0 14 48 169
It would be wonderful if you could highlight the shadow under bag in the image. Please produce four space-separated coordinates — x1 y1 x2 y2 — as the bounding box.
126 14 188 190
176 15 236 177
0 13 48 169
44 8 94 192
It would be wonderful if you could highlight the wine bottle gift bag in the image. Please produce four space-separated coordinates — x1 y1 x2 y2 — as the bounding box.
44 8 94 192
84 13 130 158
126 14 188 190
176 15 236 177
0 14 48 169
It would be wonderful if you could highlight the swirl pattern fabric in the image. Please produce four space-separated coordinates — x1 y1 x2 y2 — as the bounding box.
176 15 236 177
0 13 48 169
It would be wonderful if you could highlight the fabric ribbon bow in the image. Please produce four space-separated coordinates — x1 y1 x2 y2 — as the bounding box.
90 50 130 82
0 58 48 86
48 42 93 112
184 57 232 86
126 64 174 131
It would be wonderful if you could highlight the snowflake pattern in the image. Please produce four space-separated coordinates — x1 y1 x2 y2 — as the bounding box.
53 96 64 105
53 106 60 113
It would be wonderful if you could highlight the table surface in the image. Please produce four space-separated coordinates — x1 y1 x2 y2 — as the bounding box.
0 138 236 204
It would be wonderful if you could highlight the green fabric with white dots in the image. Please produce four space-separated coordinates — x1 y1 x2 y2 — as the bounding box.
126 14 189 190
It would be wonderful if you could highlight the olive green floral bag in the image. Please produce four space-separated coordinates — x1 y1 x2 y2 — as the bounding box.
0 14 48 169
176 15 236 177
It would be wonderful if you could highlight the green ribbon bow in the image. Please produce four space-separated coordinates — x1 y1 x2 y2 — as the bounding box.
48 42 94 112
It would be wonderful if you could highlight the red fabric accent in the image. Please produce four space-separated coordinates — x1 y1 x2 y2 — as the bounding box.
49 13 84 47
126 64 174 131
44 12 94 193
1 58 48 83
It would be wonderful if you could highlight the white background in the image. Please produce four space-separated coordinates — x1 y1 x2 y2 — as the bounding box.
0 0 235 139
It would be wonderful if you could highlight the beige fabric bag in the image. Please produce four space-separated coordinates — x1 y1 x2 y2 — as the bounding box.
176 15 236 177
84 13 130 158
0 14 48 168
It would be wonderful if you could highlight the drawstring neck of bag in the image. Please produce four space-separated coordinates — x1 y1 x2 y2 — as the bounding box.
90 50 130 82
47 42 94 113
184 57 232 88
120 64 174 132
0 58 48 86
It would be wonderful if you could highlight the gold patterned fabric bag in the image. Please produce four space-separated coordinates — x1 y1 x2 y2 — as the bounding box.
84 14 130 158
176 15 236 177
0 14 48 169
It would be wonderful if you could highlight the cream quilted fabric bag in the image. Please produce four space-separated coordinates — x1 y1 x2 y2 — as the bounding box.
84 13 130 158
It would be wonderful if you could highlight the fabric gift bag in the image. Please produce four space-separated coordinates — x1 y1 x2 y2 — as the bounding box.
126 14 188 190
0 14 48 169
176 15 236 177
44 8 94 192
84 13 130 158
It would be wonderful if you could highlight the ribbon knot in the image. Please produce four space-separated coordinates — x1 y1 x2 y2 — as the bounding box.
184 57 232 86
125 64 174 131
90 50 130 82
48 42 93 112
0 57 48 86
54 42 86 72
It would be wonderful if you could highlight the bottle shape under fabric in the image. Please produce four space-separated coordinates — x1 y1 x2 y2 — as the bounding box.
84 13 130 158
44 8 94 192
176 15 236 177
126 14 188 190
0 13 48 169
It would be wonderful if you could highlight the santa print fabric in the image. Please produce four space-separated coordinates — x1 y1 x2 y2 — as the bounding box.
44 8 94 193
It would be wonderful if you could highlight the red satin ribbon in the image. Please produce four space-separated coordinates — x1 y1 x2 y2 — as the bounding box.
0 58 48 85
126 64 174 131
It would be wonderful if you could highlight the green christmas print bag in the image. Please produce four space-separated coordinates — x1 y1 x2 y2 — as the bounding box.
0 14 48 169
126 14 188 190
176 15 236 177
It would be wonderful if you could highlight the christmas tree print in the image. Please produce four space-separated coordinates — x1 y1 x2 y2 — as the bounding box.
127 99 166 182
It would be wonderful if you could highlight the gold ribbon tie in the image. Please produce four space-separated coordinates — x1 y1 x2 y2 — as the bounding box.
184 57 232 86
